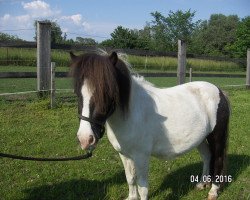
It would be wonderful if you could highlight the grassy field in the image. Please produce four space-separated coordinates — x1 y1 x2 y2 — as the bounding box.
0 76 246 94
0 47 245 72
0 77 249 200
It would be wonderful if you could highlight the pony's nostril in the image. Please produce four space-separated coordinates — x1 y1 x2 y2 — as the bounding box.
89 135 95 145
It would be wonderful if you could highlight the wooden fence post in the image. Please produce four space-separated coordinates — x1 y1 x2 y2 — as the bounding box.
144 55 148 70
37 21 51 97
6 48 9 65
177 40 186 85
50 62 56 108
189 67 192 82
246 49 250 89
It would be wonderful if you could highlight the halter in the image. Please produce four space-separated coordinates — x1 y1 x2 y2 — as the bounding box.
78 115 106 140
78 115 105 127
78 101 116 140
78 101 116 141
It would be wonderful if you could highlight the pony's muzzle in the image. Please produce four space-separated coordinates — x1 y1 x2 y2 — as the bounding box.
78 134 96 150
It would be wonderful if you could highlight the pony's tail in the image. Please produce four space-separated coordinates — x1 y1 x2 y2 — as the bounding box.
222 90 230 186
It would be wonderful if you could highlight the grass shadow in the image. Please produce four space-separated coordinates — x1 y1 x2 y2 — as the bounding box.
150 154 250 200
22 170 126 200
22 154 249 200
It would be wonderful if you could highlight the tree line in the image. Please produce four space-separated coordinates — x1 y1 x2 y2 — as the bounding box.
0 10 249 58
101 10 249 58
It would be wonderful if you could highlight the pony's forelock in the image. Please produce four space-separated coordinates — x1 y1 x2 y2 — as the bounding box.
71 50 131 115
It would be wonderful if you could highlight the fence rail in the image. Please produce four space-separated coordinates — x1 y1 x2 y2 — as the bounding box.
0 71 245 79
0 40 245 64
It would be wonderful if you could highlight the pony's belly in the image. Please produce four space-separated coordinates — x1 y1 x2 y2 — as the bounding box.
152 137 200 159
151 112 210 159
151 132 207 160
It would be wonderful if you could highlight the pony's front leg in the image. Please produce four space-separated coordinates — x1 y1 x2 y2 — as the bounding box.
134 154 149 200
119 153 138 200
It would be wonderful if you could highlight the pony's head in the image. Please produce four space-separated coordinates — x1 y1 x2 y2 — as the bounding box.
70 51 131 150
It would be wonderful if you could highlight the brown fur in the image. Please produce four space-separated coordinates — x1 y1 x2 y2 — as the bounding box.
70 51 131 115
206 89 230 188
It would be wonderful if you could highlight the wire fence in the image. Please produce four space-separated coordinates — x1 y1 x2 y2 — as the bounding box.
0 29 248 99
0 40 246 62
0 46 246 75
0 84 247 97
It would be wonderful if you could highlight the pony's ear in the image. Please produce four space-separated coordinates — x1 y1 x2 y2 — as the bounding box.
109 52 118 65
70 51 77 61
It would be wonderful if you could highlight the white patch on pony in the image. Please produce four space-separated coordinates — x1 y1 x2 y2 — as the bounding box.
107 80 220 159
196 140 211 189
77 80 94 149
106 79 221 199
208 183 220 200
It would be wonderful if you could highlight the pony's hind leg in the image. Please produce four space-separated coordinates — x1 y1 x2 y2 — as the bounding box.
206 129 228 200
196 140 211 190
206 89 230 200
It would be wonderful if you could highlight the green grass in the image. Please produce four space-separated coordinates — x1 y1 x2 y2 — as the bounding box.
0 47 245 72
128 55 244 72
0 65 69 72
0 48 69 67
0 78 249 200
0 77 246 94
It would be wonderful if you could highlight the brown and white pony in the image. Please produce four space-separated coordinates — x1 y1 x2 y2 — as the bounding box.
70 51 230 200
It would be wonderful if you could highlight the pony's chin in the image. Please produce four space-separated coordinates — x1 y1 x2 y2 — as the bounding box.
87 144 96 152
79 143 96 151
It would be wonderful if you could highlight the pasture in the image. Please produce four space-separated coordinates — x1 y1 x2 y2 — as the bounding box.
0 47 245 73
0 77 249 200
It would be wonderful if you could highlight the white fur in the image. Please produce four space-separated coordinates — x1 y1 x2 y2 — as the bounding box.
77 80 94 149
106 78 220 200
81 77 221 200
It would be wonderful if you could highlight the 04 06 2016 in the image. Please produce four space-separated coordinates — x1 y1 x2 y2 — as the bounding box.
190 175 233 183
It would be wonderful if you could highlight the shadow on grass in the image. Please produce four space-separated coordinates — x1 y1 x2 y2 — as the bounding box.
23 154 249 200
23 170 126 200
150 154 250 200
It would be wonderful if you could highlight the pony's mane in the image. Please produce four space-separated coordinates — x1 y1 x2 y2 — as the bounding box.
70 50 131 114
132 75 155 88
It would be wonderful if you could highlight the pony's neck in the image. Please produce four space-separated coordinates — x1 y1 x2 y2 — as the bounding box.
107 76 156 126
105 76 161 156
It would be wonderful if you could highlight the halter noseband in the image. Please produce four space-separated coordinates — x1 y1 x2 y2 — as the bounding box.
78 115 105 140
78 101 116 140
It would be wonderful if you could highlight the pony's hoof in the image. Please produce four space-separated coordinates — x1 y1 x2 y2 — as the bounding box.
207 194 217 200
196 182 211 190
125 197 138 200
196 182 205 190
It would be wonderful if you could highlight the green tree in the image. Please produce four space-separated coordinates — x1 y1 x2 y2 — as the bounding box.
190 14 239 56
150 11 171 51
136 24 153 50
0 32 23 42
100 39 114 47
100 25 152 50
230 16 250 58
34 20 64 44
75 37 97 46
150 10 200 51
109 26 139 49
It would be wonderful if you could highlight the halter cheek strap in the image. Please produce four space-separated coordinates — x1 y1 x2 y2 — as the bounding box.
78 115 105 126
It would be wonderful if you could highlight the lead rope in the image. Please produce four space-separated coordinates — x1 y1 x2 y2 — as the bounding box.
0 150 92 161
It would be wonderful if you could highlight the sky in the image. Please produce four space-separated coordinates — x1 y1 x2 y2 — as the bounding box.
0 0 249 42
